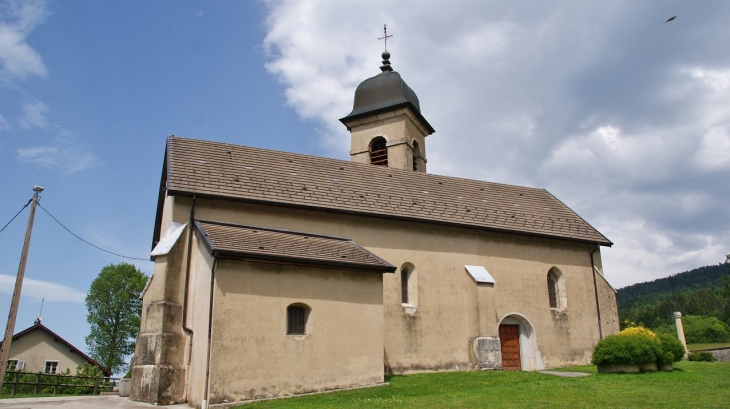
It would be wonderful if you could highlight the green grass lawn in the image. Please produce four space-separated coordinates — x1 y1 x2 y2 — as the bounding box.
239 362 730 409
687 342 730 351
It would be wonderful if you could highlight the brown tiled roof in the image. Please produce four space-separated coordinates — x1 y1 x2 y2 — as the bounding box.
194 220 396 272
168 137 611 246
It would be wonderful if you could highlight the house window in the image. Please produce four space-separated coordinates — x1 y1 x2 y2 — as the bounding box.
547 267 567 309
369 137 388 166
6 360 18 371
412 140 420 171
287 304 309 335
44 361 59 374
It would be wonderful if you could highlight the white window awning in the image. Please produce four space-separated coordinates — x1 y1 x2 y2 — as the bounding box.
465 265 496 284
150 222 187 257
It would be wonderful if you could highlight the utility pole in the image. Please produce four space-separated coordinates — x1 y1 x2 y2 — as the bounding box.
0 186 43 391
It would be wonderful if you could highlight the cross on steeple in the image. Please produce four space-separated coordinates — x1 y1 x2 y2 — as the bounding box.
378 24 393 51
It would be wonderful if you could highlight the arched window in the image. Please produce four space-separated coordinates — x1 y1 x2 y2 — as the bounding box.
401 270 409 304
547 272 559 308
369 137 388 166
412 140 420 172
547 268 567 309
287 304 309 335
400 263 418 306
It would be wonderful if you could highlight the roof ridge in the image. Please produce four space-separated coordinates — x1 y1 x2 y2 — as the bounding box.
168 136 546 192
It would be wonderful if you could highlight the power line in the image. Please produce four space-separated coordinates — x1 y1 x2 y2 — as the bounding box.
37 202 149 261
0 198 32 235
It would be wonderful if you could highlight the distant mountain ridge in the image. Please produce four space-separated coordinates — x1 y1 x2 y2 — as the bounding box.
617 264 730 313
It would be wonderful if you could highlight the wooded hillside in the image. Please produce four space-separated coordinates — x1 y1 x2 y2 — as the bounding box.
616 263 730 342
617 264 729 314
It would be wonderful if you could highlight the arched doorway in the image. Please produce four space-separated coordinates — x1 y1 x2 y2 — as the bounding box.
497 313 541 371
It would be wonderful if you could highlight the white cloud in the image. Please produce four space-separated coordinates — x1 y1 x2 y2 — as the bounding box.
262 1 730 287
687 67 730 91
693 127 730 171
0 273 86 303
0 0 48 80
18 100 47 128
0 112 8 130
17 136 96 173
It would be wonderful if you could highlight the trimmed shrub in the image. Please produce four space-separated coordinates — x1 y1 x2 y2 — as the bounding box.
658 333 686 363
592 334 661 366
688 351 717 362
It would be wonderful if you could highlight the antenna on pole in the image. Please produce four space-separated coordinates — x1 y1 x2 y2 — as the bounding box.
36 298 45 324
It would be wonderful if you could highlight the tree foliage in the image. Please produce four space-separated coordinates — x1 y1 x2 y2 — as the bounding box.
85 263 147 374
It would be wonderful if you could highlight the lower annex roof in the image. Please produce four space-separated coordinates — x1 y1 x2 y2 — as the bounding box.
194 220 396 273
166 136 611 246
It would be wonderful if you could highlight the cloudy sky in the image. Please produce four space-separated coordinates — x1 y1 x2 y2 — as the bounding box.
1 0 729 361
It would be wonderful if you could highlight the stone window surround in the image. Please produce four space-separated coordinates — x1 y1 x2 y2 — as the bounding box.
400 262 418 316
547 267 568 311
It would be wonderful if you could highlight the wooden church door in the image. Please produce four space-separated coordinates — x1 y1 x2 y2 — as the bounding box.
499 324 521 370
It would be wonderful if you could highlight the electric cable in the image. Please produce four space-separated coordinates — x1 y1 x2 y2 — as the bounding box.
37 202 149 261
0 198 32 235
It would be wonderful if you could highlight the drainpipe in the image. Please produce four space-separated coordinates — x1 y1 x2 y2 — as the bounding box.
182 196 196 362
590 245 603 340
202 258 218 409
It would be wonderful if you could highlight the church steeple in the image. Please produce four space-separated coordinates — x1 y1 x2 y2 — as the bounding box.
340 34 434 173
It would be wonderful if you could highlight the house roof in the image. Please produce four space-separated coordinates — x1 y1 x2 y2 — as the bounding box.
0 323 112 376
163 136 611 247
194 220 396 273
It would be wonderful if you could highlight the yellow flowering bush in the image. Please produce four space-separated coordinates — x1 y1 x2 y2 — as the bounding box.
619 326 657 339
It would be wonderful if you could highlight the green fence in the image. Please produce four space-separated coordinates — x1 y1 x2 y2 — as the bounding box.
2 371 118 396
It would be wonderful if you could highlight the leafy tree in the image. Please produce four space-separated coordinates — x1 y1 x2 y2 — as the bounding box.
85 263 148 374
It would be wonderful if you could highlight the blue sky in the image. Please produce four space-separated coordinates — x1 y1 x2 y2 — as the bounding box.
2 0 729 367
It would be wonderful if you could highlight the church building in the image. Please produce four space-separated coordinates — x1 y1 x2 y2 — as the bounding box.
130 50 619 408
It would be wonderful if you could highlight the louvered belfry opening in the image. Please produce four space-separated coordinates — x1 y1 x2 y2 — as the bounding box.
287 305 307 335
401 270 409 304
370 137 388 166
547 272 558 308
412 140 420 171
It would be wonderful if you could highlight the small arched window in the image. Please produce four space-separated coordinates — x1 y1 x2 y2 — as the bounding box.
547 272 559 308
401 270 409 304
412 140 420 172
547 268 567 309
370 137 388 166
400 263 418 306
287 304 309 335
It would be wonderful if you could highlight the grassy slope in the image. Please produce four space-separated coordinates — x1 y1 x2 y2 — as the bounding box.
239 362 730 409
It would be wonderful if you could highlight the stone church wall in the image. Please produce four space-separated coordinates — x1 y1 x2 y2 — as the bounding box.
596 271 620 337
185 196 618 374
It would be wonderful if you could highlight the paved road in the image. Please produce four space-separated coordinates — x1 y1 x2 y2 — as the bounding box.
0 396 189 408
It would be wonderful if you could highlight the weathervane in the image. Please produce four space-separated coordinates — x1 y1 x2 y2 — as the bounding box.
378 24 393 51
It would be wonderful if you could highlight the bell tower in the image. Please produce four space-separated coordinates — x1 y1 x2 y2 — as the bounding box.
340 37 434 172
